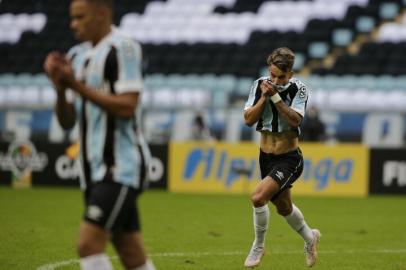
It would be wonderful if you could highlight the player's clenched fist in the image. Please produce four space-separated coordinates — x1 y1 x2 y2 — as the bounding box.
44 51 66 92
260 80 277 97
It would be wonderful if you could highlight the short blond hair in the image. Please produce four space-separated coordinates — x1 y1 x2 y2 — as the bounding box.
267 47 295 72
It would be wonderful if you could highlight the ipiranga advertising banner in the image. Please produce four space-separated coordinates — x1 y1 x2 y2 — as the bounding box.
294 144 369 197
169 142 259 194
169 142 369 197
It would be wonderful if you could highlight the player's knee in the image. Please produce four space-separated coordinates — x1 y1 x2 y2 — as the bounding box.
251 192 267 207
276 202 292 216
77 239 100 257
117 248 147 269
122 255 147 269
77 240 91 257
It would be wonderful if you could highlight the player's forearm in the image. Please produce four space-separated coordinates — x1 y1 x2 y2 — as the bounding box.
55 92 76 130
71 80 136 119
244 96 267 126
274 101 301 128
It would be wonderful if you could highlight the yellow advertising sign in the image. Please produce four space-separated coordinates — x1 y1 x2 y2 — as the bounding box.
169 142 369 197
169 142 260 194
294 144 369 197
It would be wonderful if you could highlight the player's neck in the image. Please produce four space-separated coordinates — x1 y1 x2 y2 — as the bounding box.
91 24 112 46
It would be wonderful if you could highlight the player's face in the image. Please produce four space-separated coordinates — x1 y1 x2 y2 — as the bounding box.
268 64 292 86
70 0 99 42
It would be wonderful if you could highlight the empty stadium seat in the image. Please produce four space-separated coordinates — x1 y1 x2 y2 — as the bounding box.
379 2 399 20
355 16 375 33
332 28 354 46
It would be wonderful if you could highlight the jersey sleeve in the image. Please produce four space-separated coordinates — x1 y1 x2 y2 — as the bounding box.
244 79 261 111
290 80 310 117
114 39 143 93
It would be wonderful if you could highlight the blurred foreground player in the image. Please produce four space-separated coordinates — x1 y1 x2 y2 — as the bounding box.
44 0 155 269
243 47 321 268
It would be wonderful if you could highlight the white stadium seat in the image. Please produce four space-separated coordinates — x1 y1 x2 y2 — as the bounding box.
119 0 369 44
0 13 47 43
378 13 406 42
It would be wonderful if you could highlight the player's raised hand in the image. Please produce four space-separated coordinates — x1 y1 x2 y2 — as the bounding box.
44 52 59 76
44 51 66 93
56 56 76 89
260 80 277 97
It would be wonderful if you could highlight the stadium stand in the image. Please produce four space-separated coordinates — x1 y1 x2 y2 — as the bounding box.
0 0 405 76
0 0 405 142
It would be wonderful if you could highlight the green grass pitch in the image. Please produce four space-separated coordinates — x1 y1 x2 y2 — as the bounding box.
0 187 405 270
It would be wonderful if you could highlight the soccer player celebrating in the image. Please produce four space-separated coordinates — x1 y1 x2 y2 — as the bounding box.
243 47 321 268
43 0 155 269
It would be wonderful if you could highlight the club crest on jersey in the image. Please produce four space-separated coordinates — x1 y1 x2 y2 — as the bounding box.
299 86 307 99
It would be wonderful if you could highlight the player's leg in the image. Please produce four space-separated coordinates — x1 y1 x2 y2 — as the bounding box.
272 189 313 240
244 176 280 268
113 231 155 270
77 221 113 270
78 182 130 270
251 175 280 207
251 176 280 247
272 189 321 267
250 150 282 248
109 185 155 270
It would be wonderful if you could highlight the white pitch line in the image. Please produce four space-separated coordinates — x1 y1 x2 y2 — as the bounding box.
37 259 82 270
36 249 406 270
